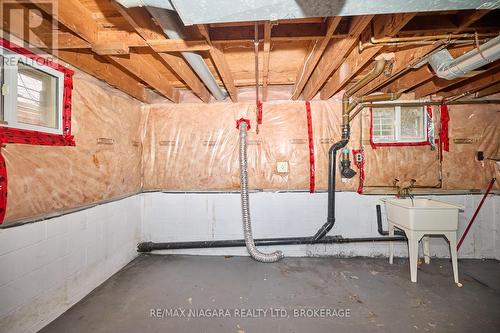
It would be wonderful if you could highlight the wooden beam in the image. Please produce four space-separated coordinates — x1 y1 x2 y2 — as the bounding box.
30 0 98 43
474 82 500 98
198 24 238 102
301 15 373 100
116 5 210 103
382 66 434 93
32 0 179 102
319 13 415 100
290 17 341 100
382 45 474 93
108 52 179 103
58 50 151 102
354 44 437 97
414 70 488 98
0 10 151 103
439 69 500 98
148 39 210 52
454 10 491 33
262 21 272 101
92 41 129 55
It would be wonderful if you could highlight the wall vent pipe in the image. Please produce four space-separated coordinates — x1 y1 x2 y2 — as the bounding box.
116 0 227 100
427 35 500 80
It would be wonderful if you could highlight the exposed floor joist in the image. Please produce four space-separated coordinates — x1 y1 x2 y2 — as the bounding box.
290 17 341 100
440 68 500 98
353 44 438 97
115 4 210 102
58 50 153 103
0 3 153 103
301 15 373 100
382 45 474 93
319 13 415 100
198 25 238 102
474 82 500 98
30 0 180 102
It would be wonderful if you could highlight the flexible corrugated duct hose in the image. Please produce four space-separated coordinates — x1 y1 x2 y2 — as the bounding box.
239 121 284 262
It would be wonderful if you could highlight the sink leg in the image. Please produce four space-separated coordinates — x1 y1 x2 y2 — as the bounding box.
446 232 459 285
408 234 419 283
423 236 430 264
389 222 394 265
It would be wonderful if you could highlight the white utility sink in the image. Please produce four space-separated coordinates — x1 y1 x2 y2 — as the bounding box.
382 197 463 284
382 198 463 231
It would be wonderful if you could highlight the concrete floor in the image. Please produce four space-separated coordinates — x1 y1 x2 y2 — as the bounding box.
41 255 500 333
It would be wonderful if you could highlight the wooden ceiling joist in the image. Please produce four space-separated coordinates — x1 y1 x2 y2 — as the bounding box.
440 69 500 98
301 15 373 100
382 45 474 93
290 17 341 100
30 0 180 102
454 10 492 33
109 52 180 103
353 44 437 97
474 82 500 98
319 13 415 100
414 70 487 98
58 50 152 102
198 24 238 102
115 5 210 102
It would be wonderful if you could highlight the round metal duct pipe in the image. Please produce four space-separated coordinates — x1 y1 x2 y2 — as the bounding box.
428 35 500 80
116 0 227 100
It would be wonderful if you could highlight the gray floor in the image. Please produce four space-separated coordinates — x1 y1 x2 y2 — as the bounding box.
41 255 500 333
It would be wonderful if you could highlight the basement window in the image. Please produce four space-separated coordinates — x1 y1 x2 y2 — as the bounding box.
1 47 64 135
371 105 427 146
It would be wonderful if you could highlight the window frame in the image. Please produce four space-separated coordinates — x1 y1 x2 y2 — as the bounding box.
370 103 430 148
2 48 65 135
0 38 74 146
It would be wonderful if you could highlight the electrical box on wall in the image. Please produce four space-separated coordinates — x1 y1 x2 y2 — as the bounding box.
276 161 289 173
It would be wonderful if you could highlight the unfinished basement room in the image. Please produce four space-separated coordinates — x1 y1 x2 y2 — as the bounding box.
0 0 499 332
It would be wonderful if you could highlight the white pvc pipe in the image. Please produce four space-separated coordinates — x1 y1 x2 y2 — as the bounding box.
428 35 500 80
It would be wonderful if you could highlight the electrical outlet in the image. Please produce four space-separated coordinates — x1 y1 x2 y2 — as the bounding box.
276 161 289 173
476 151 484 161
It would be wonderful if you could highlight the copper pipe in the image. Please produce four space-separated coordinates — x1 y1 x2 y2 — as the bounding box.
347 92 402 114
342 59 386 132
372 33 496 44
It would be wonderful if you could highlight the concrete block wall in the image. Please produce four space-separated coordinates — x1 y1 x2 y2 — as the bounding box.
0 196 142 333
142 192 500 259
0 191 498 333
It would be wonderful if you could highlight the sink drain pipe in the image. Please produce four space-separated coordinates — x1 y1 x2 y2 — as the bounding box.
137 59 407 254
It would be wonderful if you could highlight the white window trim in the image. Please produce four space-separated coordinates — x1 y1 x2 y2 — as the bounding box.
372 103 427 144
1 46 64 135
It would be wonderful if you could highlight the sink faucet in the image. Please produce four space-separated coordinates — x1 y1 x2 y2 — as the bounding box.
394 179 416 200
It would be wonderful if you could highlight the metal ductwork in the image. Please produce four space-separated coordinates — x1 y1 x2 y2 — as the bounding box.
116 1 227 101
427 35 500 80
168 0 496 25
117 0 174 10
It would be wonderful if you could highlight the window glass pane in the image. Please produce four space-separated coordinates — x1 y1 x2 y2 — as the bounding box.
372 107 395 141
400 106 424 140
17 62 58 129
